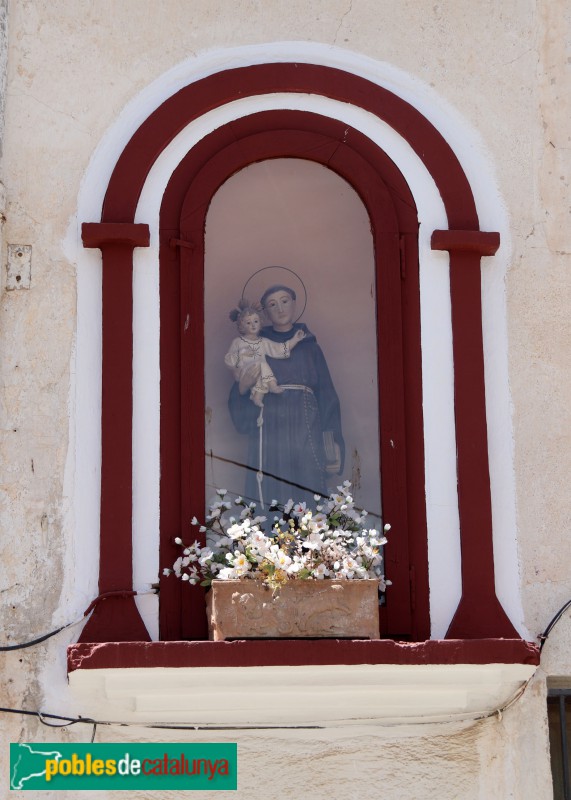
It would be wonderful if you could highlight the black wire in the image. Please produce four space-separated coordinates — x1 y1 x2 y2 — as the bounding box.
0 706 321 731
0 623 72 652
539 597 571 652
1 590 156 651
0 707 94 725
207 451 383 522
37 710 88 729
208 452 325 502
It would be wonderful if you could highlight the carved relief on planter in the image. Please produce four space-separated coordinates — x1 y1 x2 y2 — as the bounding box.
206 579 380 640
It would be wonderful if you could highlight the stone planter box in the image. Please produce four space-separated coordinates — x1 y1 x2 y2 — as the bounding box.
206 579 380 640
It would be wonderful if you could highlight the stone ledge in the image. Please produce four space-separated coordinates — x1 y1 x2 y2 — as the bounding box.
68 638 540 672
69 640 538 728
67 640 539 725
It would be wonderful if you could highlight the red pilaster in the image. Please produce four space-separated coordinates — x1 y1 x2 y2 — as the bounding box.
79 222 151 642
431 230 518 638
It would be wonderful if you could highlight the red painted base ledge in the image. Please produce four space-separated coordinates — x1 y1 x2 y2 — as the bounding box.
68 639 539 672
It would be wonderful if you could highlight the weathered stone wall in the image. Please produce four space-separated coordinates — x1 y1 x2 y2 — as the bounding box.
0 2 569 798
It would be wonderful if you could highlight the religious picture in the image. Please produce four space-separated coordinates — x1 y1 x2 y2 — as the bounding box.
203 158 382 527
226 281 344 508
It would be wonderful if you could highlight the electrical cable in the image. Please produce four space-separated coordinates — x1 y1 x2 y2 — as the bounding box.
538 597 571 652
0 589 156 651
0 621 80 652
0 706 321 731
207 451 383 523
0 707 93 725
36 710 88 730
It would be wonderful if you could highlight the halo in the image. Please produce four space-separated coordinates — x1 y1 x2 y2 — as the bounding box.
241 266 307 323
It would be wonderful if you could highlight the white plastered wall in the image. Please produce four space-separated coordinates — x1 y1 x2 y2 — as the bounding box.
67 42 526 642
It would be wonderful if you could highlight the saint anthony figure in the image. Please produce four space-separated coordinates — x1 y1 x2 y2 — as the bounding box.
228 284 345 507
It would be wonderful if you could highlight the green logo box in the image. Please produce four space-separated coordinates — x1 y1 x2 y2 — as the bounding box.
10 742 237 791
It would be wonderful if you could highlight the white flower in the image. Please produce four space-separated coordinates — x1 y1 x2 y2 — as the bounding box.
384 523 391 532
302 532 324 551
269 546 292 570
249 530 270 551
186 565 201 584
198 548 214 566
308 513 328 533
232 552 251 575
338 556 359 579
313 563 330 579
217 566 238 580
164 482 392 592
227 520 251 539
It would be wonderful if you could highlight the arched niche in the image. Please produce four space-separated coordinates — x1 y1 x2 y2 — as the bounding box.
79 62 516 646
158 111 423 640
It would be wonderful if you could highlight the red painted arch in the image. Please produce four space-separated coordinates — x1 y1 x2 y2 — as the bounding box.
79 61 518 645
158 109 426 641
102 64 478 227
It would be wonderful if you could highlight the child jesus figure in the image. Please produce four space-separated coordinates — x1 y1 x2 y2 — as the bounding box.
224 300 305 407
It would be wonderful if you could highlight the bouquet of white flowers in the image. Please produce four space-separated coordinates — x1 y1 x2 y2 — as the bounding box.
164 481 390 592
